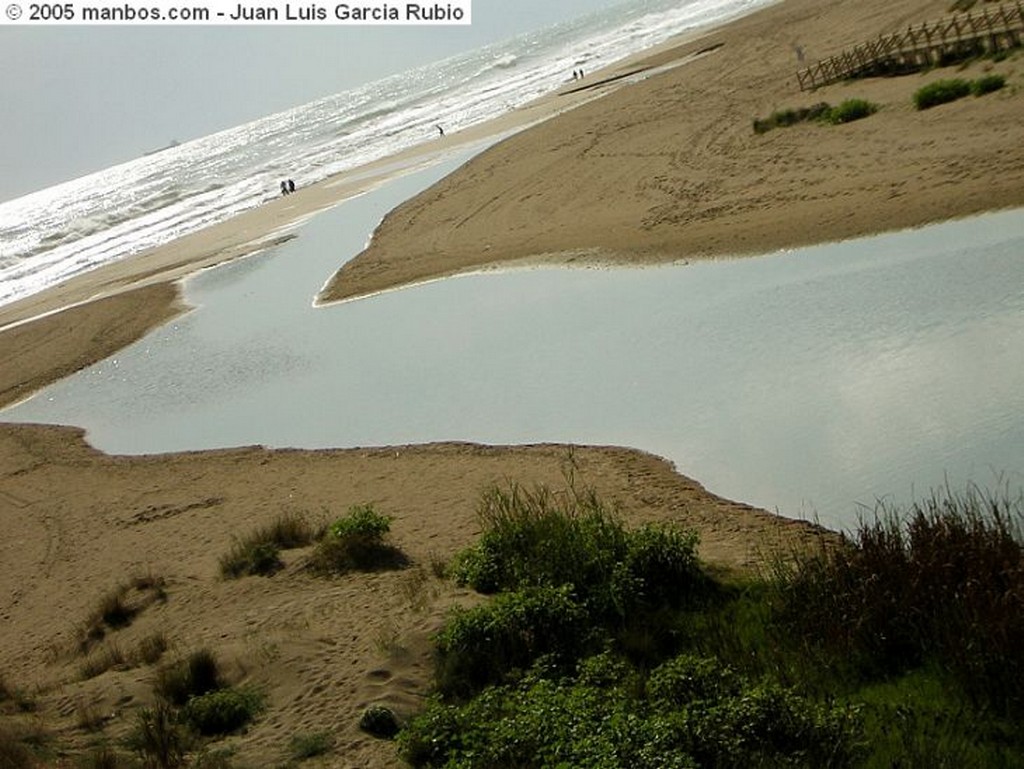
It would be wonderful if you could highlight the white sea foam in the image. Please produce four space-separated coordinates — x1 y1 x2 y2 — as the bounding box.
0 0 771 309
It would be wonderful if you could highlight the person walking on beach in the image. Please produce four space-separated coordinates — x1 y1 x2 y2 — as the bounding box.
435 124 445 138
280 180 289 196
288 179 296 193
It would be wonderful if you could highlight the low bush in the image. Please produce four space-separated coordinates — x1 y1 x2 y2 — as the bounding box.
435 585 590 698
914 78 971 109
451 482 711 620
309 504 406 574
752 102 832 134
154 649 223 707
181 687 264 736
359 706 401 739
971 73 1006 95
827 98 878 124
401 653 860 768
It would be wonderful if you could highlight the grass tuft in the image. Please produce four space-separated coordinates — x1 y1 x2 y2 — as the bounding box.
288 730 335 760
219 512 316 579
154 648 223 707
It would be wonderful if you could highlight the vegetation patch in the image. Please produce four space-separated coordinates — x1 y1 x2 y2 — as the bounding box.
914 77 972 109
154 649 224 707
400 481 1024 767
971 72 1006 95
826 98 878 124
309 504 407 574
180 687 264 736
752 102 832 133
753 99 878 133
219 512 316 578
78 574 167 653
288 730 335 760
359 705 402 739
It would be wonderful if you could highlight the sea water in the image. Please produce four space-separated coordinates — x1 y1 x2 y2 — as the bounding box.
0 0 771 307
5 151 1022 531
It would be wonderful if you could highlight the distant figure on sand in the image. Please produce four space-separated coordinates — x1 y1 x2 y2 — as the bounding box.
280 180 289 196
288 179 296 193
435 124 445 137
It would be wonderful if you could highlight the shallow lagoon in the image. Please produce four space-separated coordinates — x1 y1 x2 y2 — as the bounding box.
5 160 1023 531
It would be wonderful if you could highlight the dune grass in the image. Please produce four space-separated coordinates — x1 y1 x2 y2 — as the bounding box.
401 481 1024 767
219 512 317 579
78 574 168 654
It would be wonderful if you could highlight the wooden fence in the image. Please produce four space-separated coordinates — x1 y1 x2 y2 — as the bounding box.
797 2 1024 91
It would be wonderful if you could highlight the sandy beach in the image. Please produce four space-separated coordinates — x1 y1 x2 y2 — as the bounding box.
1 0 1022 764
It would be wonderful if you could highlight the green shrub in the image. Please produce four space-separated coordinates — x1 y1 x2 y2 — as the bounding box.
971 73 1006 96
154 649 223 707
914 78 971 109
435 585 590 698
309 504 405 573
827 98 878 124
181 687 264 736
753 102 832 134
452 482 710 621
401 654 860 768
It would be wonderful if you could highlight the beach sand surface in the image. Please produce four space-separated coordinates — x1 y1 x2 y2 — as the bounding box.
0 424 829 766
2 0 1022 764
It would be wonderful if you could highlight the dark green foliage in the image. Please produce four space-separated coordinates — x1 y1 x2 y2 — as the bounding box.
288 730 335 759
180 687 264 736
827 98 878 124
309 504 406 574
914 78 972 109
406 481 1024 767
401 654 861 768
359 705 401 739
772 486 1024 716
154 649 223 707
971 73 1006 95
451 482 711 620
435 585 590 698
442 482 714 696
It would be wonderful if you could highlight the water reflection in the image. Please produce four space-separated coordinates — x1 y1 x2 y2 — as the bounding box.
4 159 1023 531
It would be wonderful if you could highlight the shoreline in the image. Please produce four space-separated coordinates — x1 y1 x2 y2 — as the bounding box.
3 0 1021 763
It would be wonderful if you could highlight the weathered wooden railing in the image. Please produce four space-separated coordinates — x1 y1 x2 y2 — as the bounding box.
797 2 1024 91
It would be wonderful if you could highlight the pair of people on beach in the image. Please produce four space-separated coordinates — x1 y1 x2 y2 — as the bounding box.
280 179 296 196
572 68 585 80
